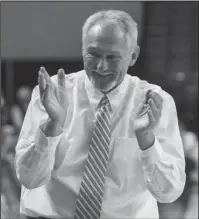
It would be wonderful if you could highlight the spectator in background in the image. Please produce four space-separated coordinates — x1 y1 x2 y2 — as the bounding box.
1 87 32 213
10 86 32 134
1 91 5 108
1 193 10 219
1 90 9 127
1 86 32 159
1 91 19 219
1 91 6 146
158 121 198 219
1 90 16 158
180 122 198 219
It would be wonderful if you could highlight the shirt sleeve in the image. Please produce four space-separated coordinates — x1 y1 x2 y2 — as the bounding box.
15 86 64 189
139 92 186 203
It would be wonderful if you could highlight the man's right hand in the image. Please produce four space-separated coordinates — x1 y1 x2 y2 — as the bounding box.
38 67 68 131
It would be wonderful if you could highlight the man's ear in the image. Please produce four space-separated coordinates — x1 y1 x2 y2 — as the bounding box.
129 46 140 66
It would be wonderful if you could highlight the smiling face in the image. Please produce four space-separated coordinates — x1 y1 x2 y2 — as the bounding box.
82 21 139 93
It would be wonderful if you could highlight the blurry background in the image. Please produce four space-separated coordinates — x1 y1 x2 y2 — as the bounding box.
1 1 198 219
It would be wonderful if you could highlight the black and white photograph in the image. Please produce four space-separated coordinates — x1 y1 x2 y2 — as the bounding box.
1 1 198 219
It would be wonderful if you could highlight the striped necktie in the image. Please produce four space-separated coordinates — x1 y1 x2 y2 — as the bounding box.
74 95 112 219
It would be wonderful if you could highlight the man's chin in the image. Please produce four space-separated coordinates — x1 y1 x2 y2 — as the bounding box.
96 82 117 94
99 87 111 94
89 75 118 93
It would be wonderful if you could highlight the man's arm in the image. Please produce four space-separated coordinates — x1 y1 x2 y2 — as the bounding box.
15 86 63 189
15 68 68 189
137 91 186 203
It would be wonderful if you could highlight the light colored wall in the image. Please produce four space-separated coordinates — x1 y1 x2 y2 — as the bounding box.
1 2 143 60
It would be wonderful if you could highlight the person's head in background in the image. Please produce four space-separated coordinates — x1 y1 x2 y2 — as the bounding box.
1 90 5 109
16 86 32 109
82 10 140 94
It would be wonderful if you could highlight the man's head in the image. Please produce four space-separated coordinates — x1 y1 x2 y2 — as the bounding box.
16 86 32 106
82 10 140 93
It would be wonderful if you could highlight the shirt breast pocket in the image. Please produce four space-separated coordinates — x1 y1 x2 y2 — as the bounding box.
107 137 145 191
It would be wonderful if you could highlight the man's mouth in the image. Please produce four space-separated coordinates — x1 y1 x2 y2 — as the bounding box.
92 71 112 77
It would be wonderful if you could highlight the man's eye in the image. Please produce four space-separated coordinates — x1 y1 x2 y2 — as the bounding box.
107 55 118 60
89 52 101 58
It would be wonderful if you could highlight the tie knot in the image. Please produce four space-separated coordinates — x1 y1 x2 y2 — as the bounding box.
98 95 112 113
100 95 109 106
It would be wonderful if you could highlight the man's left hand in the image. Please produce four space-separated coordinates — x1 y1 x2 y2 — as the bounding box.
134 90 163 150
134 90 163 134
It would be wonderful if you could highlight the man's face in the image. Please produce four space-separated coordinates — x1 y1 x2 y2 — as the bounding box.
82 22 138 93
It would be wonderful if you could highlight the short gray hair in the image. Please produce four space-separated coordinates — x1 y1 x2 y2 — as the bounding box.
82 10 138 49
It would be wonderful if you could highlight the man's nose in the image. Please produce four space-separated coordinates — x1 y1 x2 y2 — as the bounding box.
97 58 108 72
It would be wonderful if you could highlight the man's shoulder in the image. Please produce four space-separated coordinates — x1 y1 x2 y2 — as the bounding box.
127 74 174 102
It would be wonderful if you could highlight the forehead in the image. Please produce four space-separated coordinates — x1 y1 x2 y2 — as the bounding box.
84 22 128 53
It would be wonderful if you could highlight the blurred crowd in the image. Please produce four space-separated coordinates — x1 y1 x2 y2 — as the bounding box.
1 86 32 219
1 84 198 219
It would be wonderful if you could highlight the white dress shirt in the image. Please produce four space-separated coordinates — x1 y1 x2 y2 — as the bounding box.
15 70 186 218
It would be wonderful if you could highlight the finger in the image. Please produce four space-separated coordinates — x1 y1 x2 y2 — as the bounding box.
149 92 163 109
147 109 155 127
145 89 152 103
40 66 53 86
148 98 160 119
57 68 65 88
41 83 50 105
137 89 152 116
137 104 150 118
57 69 66 103
38 72 46 96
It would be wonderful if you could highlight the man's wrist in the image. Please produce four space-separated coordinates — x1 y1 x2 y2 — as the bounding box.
135 130 155 151
41 119 63 137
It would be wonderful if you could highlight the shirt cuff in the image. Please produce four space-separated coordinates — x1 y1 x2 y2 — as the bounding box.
139 136 163 167
35 127 63 153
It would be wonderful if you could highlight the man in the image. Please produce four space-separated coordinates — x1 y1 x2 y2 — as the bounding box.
15 10 186 219
10 86 32 134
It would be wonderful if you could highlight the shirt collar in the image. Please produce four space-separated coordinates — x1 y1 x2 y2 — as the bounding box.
84 70 129 113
